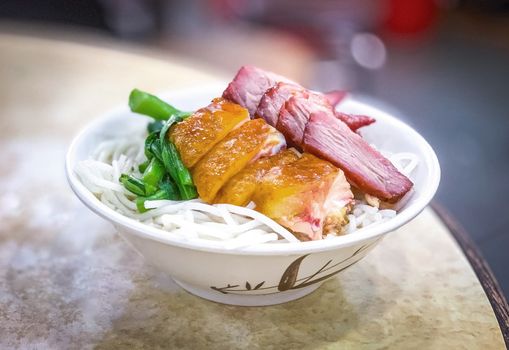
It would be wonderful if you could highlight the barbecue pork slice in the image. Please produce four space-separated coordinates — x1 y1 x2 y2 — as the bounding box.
222 65 293 116
225 66 374 132
324 90 348 107
255 82 303 127
302 111 413 203
335 112 375 132
276 92 330 148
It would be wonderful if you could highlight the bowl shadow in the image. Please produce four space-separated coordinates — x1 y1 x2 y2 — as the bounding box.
94 266 382 350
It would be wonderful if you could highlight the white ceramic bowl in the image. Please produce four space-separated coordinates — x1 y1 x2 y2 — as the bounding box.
66 84 440 306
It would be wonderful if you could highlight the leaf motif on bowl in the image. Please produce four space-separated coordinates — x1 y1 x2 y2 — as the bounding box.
209 239 379 296
277 254 309 291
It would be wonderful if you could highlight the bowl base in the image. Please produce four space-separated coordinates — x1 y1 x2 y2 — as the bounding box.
173 279 322 306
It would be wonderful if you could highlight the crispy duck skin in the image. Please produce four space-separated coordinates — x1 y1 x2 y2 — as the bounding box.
192 119 284 203
252 153 353 241
213 149 299 206
170 98 249 168
303 111 413 203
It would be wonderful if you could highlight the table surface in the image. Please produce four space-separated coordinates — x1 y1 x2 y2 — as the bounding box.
0 33 506 349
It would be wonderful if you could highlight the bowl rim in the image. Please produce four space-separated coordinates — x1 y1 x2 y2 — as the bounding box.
65 83 441 256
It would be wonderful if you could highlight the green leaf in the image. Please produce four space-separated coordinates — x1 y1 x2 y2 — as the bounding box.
144 132 161 160
159 139 197 200
147 120 164 133
138 159 150 173
159 115 182 141
120 174 148 196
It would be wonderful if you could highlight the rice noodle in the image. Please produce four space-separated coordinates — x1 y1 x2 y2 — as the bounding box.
75 132 418 249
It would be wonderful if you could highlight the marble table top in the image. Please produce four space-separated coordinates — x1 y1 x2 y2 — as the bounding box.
0 33 505 349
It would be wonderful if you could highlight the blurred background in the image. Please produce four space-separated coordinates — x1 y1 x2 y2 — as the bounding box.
1 0 508 296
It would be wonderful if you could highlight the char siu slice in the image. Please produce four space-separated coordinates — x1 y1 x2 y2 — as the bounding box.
222 65 293 116
302 111 413 203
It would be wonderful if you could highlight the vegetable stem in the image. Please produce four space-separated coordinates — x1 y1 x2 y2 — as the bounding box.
119 174 157 197
129 89 191 120
142 158 165 190
135 177 181 212
138 159 150 173
160 139 197 199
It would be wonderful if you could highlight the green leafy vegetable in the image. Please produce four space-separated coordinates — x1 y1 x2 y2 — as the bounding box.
142 158 165 190
136 177 181 212
138 159 150 173
159 115 182 141
160 139 197 199
122 88 198 212
129 89 191 120
119 174 157 197
147 120 164 133
145 132 161 160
